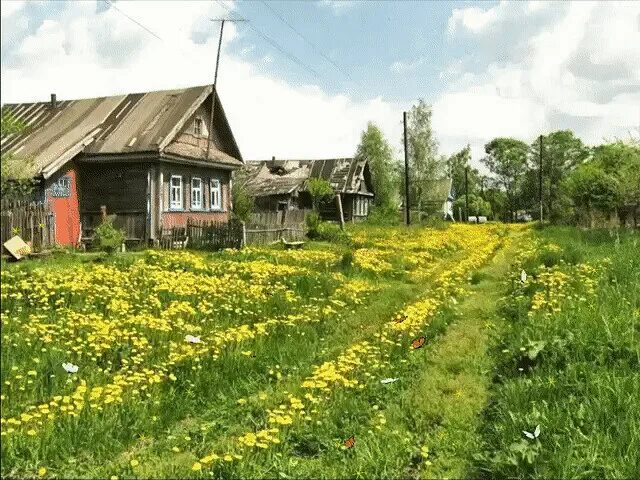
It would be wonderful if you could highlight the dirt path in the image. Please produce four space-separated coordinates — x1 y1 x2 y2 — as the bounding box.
404 232 525 478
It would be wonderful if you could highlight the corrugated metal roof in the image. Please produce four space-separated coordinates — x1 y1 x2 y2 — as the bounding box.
245 158 373 197
1 85 242 179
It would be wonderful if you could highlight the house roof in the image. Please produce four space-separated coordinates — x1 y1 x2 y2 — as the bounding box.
245 158 373 197
423 178 454 204
1 85 243 179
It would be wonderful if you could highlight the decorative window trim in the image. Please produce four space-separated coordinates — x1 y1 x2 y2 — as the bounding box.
210 178 222 211
194 118 203 136
191 177 203 210
170 175 183 210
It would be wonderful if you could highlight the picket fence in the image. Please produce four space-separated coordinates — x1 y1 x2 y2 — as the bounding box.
0 200 55 252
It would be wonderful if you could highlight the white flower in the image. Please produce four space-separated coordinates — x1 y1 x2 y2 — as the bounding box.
520 270 527 283
380 378 399 384
185 335 203 344
62 362 79 373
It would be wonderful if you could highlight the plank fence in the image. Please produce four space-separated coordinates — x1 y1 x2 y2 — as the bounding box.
1 200 55 252
158 218 243 251
245 209 309 245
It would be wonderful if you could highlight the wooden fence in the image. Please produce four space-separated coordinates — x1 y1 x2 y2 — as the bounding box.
245 209 308 245
159 218 243 251
1 200 55 252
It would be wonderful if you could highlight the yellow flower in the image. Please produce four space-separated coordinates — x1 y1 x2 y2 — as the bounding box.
27 429 37 436
38 467 47 477
172 447 180 453
223 454 233 462
130 459 139 467
191 462 202 471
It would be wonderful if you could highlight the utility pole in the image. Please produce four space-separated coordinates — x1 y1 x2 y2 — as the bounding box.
207 18 247 159
464 166 469 222
403 111 410 226
538 134 543 223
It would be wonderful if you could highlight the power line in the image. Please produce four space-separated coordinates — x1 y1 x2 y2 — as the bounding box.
259 0 359 86
215 0 324 81
103 0 163 41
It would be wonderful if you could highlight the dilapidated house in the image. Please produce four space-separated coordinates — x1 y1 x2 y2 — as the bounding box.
1 84 243 246
245 158 374 222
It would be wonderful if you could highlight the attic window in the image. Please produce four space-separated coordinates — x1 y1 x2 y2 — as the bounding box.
194 118 203 136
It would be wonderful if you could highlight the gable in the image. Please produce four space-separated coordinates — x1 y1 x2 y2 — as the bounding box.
1 85 243 179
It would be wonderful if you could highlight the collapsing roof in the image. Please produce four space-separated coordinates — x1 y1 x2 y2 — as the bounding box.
245 158 374 198
1 85 243 179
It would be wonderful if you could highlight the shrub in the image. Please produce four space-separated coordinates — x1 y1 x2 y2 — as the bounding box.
305 211 321 239
93 219 125 254
316 222 351 244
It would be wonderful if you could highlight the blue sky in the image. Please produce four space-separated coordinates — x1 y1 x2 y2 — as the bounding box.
1 1 639 166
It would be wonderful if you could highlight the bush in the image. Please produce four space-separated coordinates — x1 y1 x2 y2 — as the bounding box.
316 222 351 244
93 219 125 254
305 211 321 239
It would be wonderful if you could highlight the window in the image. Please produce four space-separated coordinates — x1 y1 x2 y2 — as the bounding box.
191 177 203 209
194 118 203 136
210 179 222 210
170 175 183 209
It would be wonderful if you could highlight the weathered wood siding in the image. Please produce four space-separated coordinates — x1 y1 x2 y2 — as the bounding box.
77 162 149 240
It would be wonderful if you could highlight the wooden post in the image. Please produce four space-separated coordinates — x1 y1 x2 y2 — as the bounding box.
403 111 410 226
336 194 345 230
100 205 107 222
242 221 247 247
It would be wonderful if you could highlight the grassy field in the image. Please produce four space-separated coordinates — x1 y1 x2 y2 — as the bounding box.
1 223 637 479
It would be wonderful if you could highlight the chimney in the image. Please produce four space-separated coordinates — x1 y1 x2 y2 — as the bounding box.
50 93 57 109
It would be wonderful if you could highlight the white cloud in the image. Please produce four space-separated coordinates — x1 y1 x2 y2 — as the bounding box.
390 57 428 74
0 0 402 161
0 0 25 19
439 0 640 167
318 0 359 16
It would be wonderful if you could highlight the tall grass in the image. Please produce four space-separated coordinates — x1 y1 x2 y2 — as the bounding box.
475 227 640 478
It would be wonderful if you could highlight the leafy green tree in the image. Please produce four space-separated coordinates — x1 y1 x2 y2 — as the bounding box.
1 110 35 200
405 100 445 210
446 145 480 198
482 138 529 222
565 163 620 227
532 130 589 222
355 122 398 213
453 193 491 220
307 178 334 212
231 169 254 223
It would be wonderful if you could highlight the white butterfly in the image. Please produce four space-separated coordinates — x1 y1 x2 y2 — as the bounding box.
62 362 79 374
520 270 527 283
523 425 541 439
380 378 399 384
185 334 203 344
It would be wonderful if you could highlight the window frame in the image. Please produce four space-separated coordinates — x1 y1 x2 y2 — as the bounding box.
191 177 203 210
194 118 203 136
210 178 222 211
169 175 183 210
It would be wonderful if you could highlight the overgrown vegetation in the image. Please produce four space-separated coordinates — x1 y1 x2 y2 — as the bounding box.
92 218 125 254
475 227 640 478
0 110 37 200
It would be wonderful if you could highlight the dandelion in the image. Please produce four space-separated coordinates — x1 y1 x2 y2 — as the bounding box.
130 459 139 468
38 467 47 477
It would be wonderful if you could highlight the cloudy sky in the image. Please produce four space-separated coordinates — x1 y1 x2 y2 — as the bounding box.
1 0 639 168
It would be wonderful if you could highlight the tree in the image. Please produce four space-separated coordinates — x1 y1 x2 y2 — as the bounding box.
231 169 254 223
307 178 334 212
533 130 589 222
405 100 445 211
1 110 35 200
454 193 491 220
355 122 397 212
565 163 620 227
482 138 529 222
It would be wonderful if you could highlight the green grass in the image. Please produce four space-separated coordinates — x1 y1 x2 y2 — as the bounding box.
475 227 640 478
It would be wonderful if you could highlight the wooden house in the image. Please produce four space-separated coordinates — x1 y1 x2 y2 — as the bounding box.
245 158 374 222
1 85 243 246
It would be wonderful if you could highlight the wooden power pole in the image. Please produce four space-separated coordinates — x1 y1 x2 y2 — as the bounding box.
207 18 247 159
403 111 410 226
538 134 543 223
464 166 469 222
